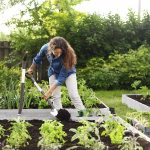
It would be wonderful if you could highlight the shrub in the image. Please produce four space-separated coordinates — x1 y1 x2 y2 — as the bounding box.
78 45 150 90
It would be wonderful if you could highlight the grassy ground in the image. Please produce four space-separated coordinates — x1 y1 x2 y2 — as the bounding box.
95 90 137 119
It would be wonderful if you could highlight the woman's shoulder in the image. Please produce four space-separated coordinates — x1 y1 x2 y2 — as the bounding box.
41 43 49 50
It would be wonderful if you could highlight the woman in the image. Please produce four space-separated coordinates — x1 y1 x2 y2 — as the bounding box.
27 36 85 111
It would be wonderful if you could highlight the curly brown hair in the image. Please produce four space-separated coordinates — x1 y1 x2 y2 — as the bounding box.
48 37 77 70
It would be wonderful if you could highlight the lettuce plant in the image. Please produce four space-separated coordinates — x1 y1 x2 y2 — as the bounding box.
101 119 125 144
38 120 67 150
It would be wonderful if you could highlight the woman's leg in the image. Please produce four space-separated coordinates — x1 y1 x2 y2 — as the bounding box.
49 75 62 109
65 74 85 110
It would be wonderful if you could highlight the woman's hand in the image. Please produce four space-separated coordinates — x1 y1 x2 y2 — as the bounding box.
43 83 57 100
27 68 33 75
43 89 52 100
27 64 36 75
43 83 56 100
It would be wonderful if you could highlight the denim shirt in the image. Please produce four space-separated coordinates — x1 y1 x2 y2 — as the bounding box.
33 43 76 85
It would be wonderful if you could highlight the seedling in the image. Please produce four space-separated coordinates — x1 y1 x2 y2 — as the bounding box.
119 131 143 150
69 120 106 150
78 108 102 117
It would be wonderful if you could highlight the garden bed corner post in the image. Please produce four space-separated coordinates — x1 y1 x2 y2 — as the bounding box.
18 51 28 115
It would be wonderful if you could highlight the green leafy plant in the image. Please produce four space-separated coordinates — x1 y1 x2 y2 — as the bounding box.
0 124 5 138
24 80 49 109
0 63 20 109
3 79 20 109
78 46 150 90
0 78 20 109
3 118 32 149
78 108 92 117
61 86 71 107
138 86 150 101
126 112 150 127
119 132 143 150
101 119 125 144
138 86 149 94
78 79 101 108
78 108 102 117
38 99 49 109
0 124 5 150
61 79 101 108
38 120 67 150
69 120 105 150
131 80 141 90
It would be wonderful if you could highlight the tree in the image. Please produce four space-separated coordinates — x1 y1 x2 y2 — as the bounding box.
1 0 88 58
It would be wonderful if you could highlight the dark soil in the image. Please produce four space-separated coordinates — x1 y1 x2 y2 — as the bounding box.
128 95 150 107
0 119 148 150
56 109 71 121
0 120 121 150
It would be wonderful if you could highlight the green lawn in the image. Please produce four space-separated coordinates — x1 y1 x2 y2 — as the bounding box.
95 90 137 119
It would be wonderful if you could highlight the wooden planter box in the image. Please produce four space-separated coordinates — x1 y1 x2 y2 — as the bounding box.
122 94 150 112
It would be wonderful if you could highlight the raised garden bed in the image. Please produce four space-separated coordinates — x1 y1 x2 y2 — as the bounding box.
0 97 111 120
130 118 150 137
0 109 150 150
0 108 109 121
112 116 150 150
1 96 150 149
0 118 150 150
126 112 150 138
0 119 117 150
122 94 150 112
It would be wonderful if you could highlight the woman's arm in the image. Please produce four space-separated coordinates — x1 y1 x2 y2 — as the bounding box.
43 82 57 100
27 43 48 74
44 66 68 100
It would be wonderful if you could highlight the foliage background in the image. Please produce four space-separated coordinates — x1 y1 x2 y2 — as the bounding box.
1 0 150 90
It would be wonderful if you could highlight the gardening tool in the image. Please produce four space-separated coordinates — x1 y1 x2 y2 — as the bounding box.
25 72 71 121
18 51 28 115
